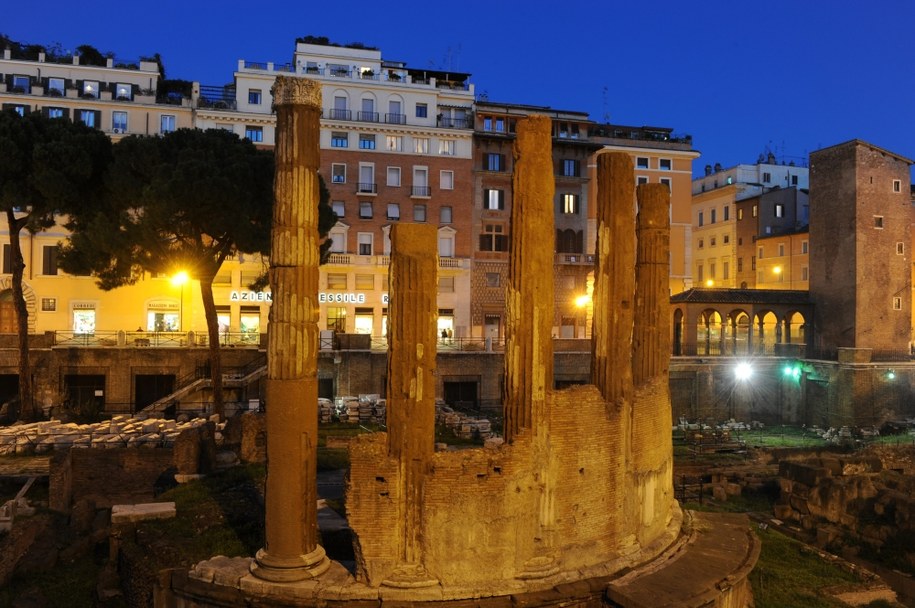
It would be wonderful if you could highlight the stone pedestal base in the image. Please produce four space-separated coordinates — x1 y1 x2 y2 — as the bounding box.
381 563 439 588
517 555 560 580
249 546 330 582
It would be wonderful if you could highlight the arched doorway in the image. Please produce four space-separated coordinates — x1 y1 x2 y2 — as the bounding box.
698 309 722 356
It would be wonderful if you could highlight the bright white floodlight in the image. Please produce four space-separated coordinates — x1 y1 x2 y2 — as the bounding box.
734 362 753 381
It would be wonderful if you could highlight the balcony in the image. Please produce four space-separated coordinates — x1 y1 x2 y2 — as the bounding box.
357 111 379 123
411 185 431 198
385 113 406 125
555 253 595 265
437 116 471 129
357 183 377 195
327 108 352 121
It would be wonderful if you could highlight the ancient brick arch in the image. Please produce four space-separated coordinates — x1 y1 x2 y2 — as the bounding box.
0 278 37 334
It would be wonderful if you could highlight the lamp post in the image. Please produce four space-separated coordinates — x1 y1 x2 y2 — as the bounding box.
171 271 189 331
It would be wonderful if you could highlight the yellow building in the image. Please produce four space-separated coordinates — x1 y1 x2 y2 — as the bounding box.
754 231 810 291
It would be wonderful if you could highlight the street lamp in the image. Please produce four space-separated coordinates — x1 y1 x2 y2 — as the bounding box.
171 271 189 331
574 294 592 339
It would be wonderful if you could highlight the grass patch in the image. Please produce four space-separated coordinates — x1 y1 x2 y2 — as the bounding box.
751 528 861 608
318 448 350 471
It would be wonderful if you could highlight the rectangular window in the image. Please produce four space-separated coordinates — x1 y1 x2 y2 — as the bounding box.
78 109 99 128
698 239 704 249
245 126 263 142
495 117 505 132
42 245 58 275
355 274 374 290
387 166 401 187
637 176 648 185
723 234 730 244
737 258 743 272
413 137 429 154
778 244 785 256
897 242 905 255
737 208 744 220
248 89 262 104
893 297 902 310
752 205 758 217
440 206 452 224
439 139 455 155
562 194 579 214
115 82 132 100
387 203 400 220
723 206 730 221
758 247 764 259
412 167 429 196
893 180 902 193
562 159 580 177
711 209 717 224
484 189 505 210
331 132 348 148
659 158 672 170
486 273 501 287
775 204 784 218
480 224 508 252
762 172 772 183
41 297 56 312
439 277 455 293
710 236 716 247
698 211 704 227
47 77 64 95
332 201 345 217
636 157 649 169
874 215 884 229
751 256 756 271
359 134 376 150
82 80 98 97
327 273 347 290
332 163 346 184
710 262 716 279
697 265 703 283
413 204 426 222
415 103 428 118
358 161 375 191
440 170 454 190
47 107 65 119
723 262 729 280
359 202 373 219
791 175 799 186
802 240 808 254
484 153 505 171
112 111 128 133
161 114 176 133
801 266 808 281
660 177 672 191
357 233 373 255
386 135 402 151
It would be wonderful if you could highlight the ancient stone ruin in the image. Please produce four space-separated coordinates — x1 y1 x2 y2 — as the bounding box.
162 76 757 607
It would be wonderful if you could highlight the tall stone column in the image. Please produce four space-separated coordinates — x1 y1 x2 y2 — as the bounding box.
503 114 555 441
502 115 558 579
382 223 438 588
632 183 671 387
591 153 636 408
251 76 329 582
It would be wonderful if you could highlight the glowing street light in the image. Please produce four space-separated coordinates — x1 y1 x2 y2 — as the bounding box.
171 271 189 331
705 279 714 287
734 361 753 381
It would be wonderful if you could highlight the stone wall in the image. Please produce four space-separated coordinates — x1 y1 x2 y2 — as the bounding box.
49 447 175 513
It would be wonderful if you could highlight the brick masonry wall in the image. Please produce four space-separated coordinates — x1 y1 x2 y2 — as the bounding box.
50 447 175 513
347 383 670 588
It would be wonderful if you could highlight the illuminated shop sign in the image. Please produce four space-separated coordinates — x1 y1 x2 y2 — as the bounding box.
230 291 272 302
319 292 366 304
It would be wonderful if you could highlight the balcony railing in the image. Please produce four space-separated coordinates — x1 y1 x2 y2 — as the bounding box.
198 85 237 110
437 116 471 129
385 113 406 125
411 185 431 197
52 330 261 348
327 253 352 265
326 108 352 121
357 111 379 122
555 253 595 265
357 182 377 194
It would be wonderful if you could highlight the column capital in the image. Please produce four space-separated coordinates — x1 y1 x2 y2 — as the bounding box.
271 76 321 109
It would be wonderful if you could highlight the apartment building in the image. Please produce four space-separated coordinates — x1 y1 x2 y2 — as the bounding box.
692 159 809 289
196 39 476 338
589 125 699 295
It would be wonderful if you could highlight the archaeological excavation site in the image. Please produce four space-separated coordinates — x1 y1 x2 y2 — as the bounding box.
160 76 758 607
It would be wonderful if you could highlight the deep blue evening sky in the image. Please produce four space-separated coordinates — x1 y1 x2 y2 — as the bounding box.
5 0 914 179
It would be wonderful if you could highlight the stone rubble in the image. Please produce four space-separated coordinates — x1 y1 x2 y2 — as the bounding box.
323 396 493 440
0 415 220 456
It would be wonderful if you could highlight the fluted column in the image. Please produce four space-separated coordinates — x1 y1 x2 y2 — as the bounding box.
251 76 329 582
633 183 671 386
382 223 438 588
591 153 636 408
502 114 555 442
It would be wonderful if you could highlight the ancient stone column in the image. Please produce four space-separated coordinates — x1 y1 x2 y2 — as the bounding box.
382 223 438 588
632 183 670 386
591 153 636 409
503 114 555 441
251 76 329 582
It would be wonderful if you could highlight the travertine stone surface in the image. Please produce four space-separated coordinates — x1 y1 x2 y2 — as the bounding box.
251 76 329 582
591 153 635 410
503 114 555 442
383 223 438 588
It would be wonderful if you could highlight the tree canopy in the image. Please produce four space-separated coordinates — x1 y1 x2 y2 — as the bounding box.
0 109 111 420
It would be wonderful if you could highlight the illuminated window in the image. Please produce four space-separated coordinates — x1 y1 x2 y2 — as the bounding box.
161 114 176 133
386 135 402 151
331 132 348 148
355 274 374 290
439 139 455 155
327 273 347 290
562 194 579 214
414 137 429 154
112 111 127 133
775 204 784 218
484 189 505 210
115 83 132 100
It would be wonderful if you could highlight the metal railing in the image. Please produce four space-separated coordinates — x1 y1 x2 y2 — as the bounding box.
411 185 431 197
53 330 262 348
385 113 406 125
437 116 471 129
357 111 379 122
357 182 377 194
326 108 351 121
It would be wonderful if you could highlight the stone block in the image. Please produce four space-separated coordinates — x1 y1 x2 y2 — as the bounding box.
111 502 176 524
240 412 266 463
